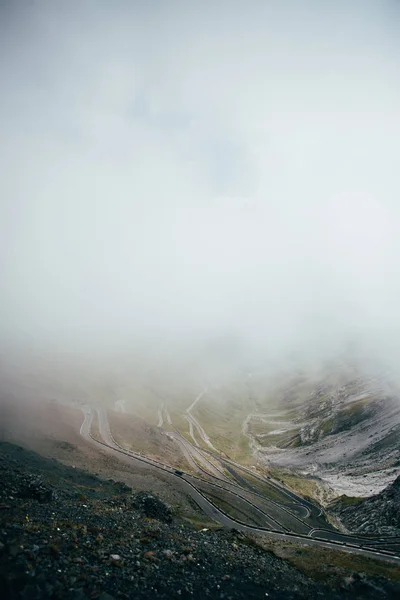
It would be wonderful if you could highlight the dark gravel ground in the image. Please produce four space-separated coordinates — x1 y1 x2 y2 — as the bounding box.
1 441 399 600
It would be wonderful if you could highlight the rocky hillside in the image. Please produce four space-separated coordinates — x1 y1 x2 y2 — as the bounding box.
2 442 400 599
245 371 400 498
330 476 400 536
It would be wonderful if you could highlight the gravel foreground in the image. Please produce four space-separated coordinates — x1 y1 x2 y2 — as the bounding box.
1 441 399 600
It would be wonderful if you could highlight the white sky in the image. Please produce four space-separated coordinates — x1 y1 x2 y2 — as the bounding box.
1 0 400 368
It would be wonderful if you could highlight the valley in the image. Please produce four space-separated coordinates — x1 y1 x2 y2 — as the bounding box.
2 354 400 554
75 400 400 561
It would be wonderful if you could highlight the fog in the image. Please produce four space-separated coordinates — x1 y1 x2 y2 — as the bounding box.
1 1 400 381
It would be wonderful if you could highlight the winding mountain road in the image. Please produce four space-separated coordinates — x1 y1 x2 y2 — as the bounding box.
185 388 217 451
79 406 400 564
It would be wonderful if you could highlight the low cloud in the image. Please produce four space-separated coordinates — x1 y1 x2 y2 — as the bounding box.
1 1 400 377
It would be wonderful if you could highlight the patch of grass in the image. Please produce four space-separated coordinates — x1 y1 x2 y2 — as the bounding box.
329 495 366 508
200 491 262 526
234 471 296 504
269 468 325 502
343 396 376 414
255 428 303 449
247 535 400 583
163 410 189 433
189 396 256 463
205 429 253 464
174 510 221 530
320 417 335 435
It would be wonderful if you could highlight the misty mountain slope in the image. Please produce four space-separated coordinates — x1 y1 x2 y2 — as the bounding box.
2 347 400 503
187 381 257 462
143 362 400 501
0 396 203 514
171 367 300 460
245 374 400 498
